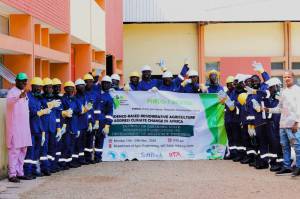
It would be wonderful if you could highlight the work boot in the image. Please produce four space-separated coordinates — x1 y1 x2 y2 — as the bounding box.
8 177 20 183
276 168 292 176
42 171 52 176
255 161 269 170
34 173 44 178
240 156 252 164
291 167 300 177
18 175 35 180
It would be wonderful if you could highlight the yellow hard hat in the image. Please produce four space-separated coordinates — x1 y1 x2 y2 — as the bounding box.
226 76 235 83
31 77 44 86
52 78 62 85
64 81 75 88
43 78 53 86
207 70 220 77
83 73 94 81
130 71 140 78
238 93 248 105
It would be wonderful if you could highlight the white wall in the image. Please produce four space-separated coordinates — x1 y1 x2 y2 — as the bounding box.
124 0 300 22
91 0 106 51
70 0 91 44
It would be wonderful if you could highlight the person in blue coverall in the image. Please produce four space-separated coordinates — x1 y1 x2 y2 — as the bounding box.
74 79 93 165
93 76 114 162
83 73 99 164
158 62 189 92
24 77 49 179
61 81 81 169
111 74 123 91
52 78 66 171
137 65 161 91
40 78 62 174
123 71 140 91
207 70 224 93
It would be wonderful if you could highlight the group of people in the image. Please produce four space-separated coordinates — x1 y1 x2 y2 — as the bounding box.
222 62 300 178
6 73 114 183
6 59 300 183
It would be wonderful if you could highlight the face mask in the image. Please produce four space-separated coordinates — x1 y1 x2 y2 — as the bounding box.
33 92 42 98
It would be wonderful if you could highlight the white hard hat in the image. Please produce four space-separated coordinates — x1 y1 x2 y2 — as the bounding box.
188 70 199 77
236 74 252 83
141 65 152 72
265 77 282 87
111 74 120 81
101 75 112 83
75 79 86 86
162 71 173 78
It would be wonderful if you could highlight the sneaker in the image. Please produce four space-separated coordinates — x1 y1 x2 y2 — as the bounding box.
42 171 51 176
240 157 252 164
276 168 292 176
270 164 282 172
291 167 300 177
8 176 20 183
232 156 242 162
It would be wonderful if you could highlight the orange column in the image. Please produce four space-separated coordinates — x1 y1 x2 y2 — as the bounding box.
41 60 50 78
73 44 92 79
41 28 49 47
34 24 41 45
197 23 205 83
50 63 71 82
35 58 42 77
50 34 70 53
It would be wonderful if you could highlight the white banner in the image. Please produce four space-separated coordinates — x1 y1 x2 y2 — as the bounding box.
102 91 227 161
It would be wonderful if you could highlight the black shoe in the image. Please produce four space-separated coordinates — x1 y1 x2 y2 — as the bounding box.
291 168 300 177
255 162 269 170
249 160 256 167
34 173 44 177
240 157 251 164
69 162 80 168
62 165 70 170
232 156 242 162
17 175 35 180
276 168 292 176
79 160 88 165
270 165 282 172
8 176 20 183
42 171 51 176
131 158 139 161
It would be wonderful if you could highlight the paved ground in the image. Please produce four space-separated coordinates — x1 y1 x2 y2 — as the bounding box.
0 160 299 199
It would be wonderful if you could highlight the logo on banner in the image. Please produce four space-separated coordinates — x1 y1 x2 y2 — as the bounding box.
141 152 163 159
107 151 117 160
113 95 128 109
169 152 182 158
206 144 224 160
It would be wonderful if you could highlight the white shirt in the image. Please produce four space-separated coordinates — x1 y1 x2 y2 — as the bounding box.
270 84 300 128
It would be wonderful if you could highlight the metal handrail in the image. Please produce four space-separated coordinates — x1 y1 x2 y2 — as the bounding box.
0 63 16 84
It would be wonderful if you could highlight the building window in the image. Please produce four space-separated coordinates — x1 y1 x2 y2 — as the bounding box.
205 62 219 72
271 62 284 70
292 62 300 70
295 76 300 86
